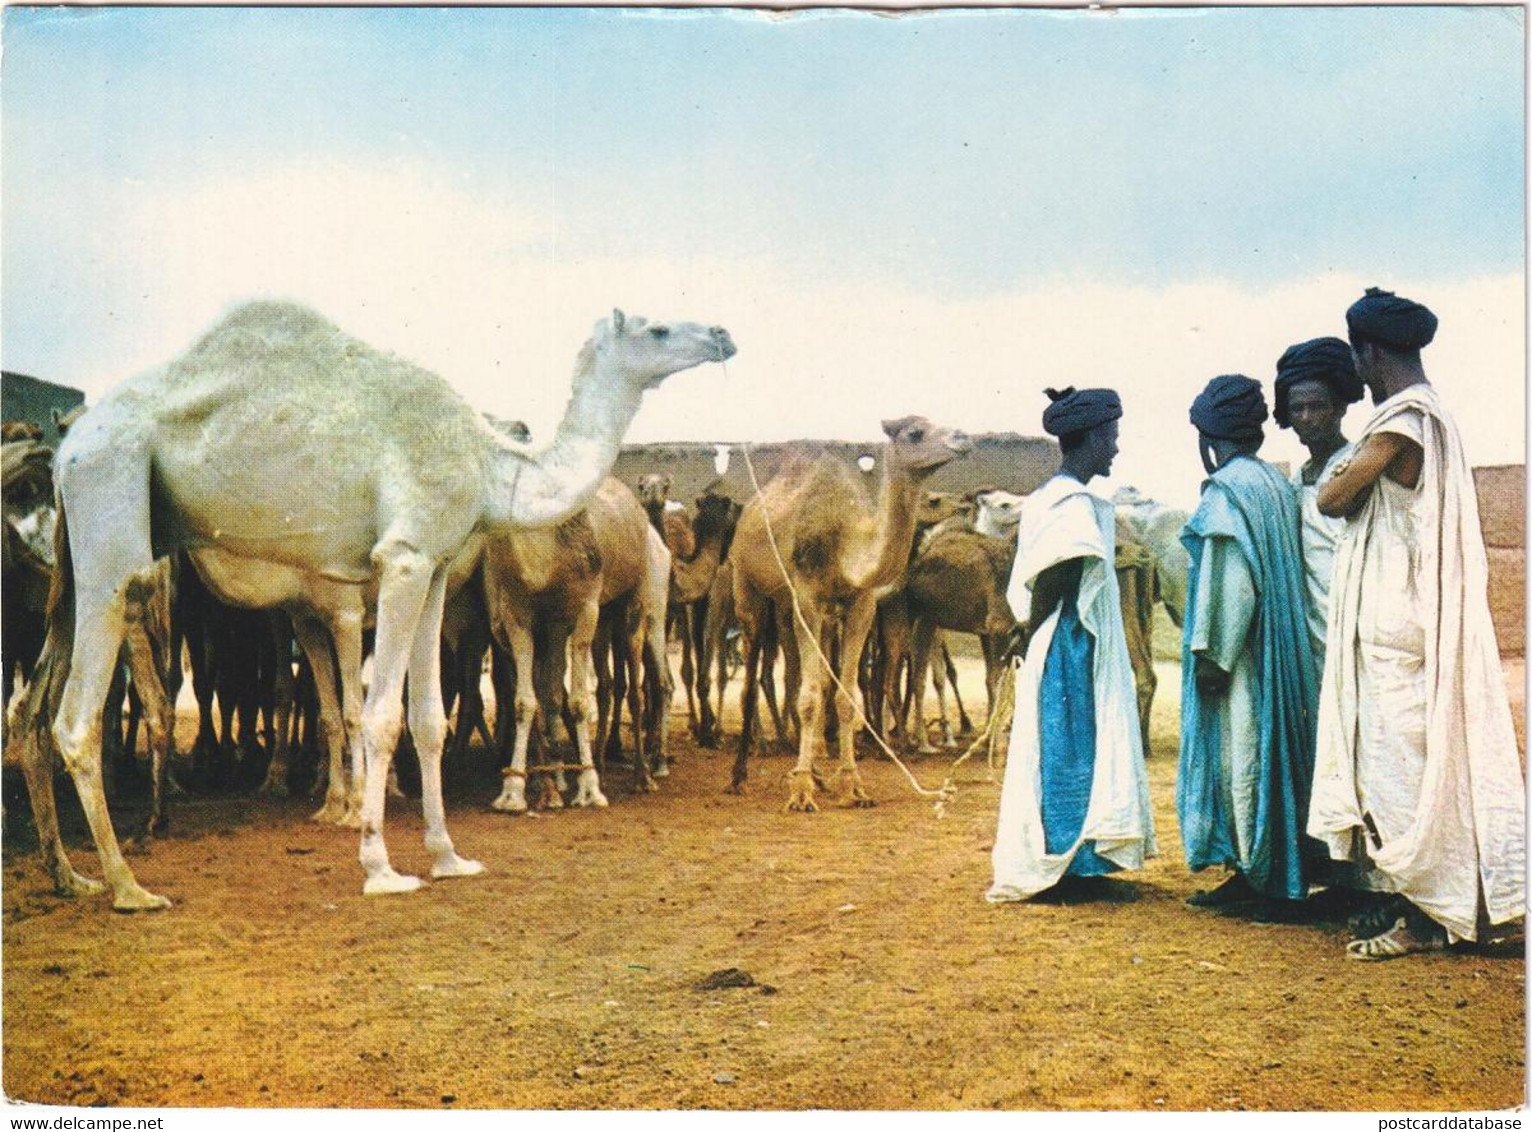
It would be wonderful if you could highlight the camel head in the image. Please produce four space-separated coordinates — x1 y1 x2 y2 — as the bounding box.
589 309 736 391
974 490 1026 538
916 491 972 531
880 416 971 476
637 473 672 510
692 490 735 541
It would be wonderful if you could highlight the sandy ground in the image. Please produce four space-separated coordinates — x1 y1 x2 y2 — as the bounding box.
2 656 1525 1112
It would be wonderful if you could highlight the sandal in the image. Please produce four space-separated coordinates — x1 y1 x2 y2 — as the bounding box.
1346 916 1448 962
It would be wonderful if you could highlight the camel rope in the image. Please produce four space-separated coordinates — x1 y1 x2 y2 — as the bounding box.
721 358 1010 816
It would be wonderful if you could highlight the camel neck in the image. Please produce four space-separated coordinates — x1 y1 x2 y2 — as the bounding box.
852 459 919 591
486 353 644 529
672 524 726 602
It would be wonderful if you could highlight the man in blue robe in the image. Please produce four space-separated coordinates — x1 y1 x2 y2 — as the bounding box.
988 387 1156 901
1178 375 1320 912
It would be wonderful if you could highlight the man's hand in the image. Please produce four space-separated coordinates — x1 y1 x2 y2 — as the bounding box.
1195 656 1232 697
1000 624 1028 666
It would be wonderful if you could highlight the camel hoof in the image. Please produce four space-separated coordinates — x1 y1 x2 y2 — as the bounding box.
785 795 819 814
431 855 486 880
653 760 670 779
490 791 528 814
310 797 348 825
842 796 877 809
55 871 106 898
574 789 610 809
363 870 423 896
257 778 290 798
112 885 172 913
725 780 747 796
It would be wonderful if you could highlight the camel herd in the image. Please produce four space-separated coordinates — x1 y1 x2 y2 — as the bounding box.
1 301 1187 912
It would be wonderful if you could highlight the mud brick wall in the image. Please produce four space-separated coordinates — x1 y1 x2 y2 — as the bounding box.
1474 464 1524 657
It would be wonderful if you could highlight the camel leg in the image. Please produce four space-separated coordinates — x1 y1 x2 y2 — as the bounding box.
293 618 350 824
909 619 939 754
621 608 654 794
120 599 176 839
929 633 958 750
405 567 482 881
568 602 609 808
785 603 827 813
490 614 538 813
16 718 105 899
258 616 295 796
945 641 973 737
357 546 435 896
54 585 169 910
730 584 768 793
12 661 104 899
831 598 878 807
760 633 783 752
329 602 369 828
592 619 613 769
777 607 801 746
677 605 698 740
645 624 673 779
697 590 724 748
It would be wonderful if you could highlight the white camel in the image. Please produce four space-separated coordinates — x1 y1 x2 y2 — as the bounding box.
18 301 734 909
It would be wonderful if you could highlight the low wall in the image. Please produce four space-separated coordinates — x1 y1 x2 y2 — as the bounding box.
1474 464 1524 657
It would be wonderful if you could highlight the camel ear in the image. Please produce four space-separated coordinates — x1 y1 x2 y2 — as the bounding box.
881 416 920 440
612 309 627 334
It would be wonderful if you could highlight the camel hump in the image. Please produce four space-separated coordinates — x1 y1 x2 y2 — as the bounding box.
788 458 861 579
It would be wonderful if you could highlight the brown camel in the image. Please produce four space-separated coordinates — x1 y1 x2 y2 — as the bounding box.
667 490 734 739
1114 517 1160 756
868 490 974 742
486 477 667 812
729 418 970 810
637 473 694 560
902 489 1025 753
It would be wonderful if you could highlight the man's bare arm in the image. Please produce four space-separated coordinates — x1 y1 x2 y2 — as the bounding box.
1028 559 1083 639
1316 432 1422 518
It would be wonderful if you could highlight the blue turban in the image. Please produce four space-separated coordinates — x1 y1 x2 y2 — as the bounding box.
1190 374 1267 444
1273 337 1364 428
1345 287 1438 351
1041 386 1122 438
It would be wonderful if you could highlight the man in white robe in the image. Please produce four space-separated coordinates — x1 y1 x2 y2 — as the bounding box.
988 388 1155 902
1310 287 1525 959
1272 337 1364 670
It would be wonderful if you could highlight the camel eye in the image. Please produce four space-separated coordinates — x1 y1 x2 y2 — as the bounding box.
649 325 670 340
908 429 924 443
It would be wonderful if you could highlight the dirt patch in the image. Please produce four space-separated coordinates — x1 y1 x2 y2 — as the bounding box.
2 660 1524 1111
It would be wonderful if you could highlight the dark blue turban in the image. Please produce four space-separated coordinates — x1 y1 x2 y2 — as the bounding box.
1345 287 1438 351
1273 336 1364 428
1190 374 1267 444
1041 386 1122 438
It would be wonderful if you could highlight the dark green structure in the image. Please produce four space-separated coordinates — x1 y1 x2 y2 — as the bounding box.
2 371 85 446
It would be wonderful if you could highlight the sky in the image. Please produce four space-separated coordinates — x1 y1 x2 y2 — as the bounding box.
2 5 1524 507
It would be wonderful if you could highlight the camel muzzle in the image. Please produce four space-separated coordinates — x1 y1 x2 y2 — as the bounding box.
710 327 737 361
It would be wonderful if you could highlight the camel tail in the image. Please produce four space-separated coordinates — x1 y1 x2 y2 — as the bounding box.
10 501 77 761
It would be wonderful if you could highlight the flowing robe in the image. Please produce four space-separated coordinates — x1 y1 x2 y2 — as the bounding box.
1292 442 1353 672
988 475 1155 902
1177 456 1319 900
1308 385 1524 941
